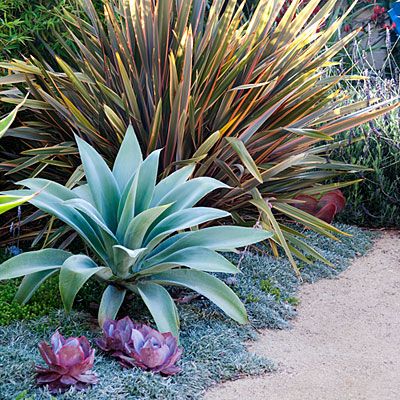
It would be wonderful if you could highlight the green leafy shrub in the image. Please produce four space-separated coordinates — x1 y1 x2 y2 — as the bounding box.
0 248 105 326
334 82 400 227
0 0 70 57
0 126 271 335
0 0 396 270
331 51 400 228
0 0 103 58
0 275 61 326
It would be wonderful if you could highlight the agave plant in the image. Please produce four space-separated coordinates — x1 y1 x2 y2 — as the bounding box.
0 0 397 268
36 331 98 393
97 316 182 375
0 126 271 335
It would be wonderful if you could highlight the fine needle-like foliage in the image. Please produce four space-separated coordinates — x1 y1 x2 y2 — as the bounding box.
0 0 397 268
0 126 272 336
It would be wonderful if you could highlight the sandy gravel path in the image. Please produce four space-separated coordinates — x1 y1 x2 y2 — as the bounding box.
206 232 400 400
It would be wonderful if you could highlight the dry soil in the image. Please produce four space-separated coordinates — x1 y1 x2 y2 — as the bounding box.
206 232 400 400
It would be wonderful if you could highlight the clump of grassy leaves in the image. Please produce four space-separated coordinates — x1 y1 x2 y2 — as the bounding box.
0 225 375 399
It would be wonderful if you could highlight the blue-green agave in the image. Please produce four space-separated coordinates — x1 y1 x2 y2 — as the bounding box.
0 127 272 335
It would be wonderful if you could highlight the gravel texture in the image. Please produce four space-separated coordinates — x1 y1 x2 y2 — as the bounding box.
206 231 400 400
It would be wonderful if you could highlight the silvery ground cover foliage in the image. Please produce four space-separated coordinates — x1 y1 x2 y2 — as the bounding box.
0 226 375 400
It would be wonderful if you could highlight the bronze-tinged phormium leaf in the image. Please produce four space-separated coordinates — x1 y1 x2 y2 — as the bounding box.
0 0 398 268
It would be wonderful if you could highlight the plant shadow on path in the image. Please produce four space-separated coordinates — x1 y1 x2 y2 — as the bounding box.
0 225 375 400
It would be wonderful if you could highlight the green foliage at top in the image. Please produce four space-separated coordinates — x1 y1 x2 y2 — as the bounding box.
0 0 70 57
0 0 103 58
0 0 396 270
0 126 271 335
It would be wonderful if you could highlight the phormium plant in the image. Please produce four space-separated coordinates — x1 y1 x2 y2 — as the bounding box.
0 126 271 336
0 0 398 270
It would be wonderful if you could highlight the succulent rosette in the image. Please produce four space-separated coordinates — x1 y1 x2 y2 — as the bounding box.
97 317 182 375
96 316 138 353
294 190 346 223
36 331 98 393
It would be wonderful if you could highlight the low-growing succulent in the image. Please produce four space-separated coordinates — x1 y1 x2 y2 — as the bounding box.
96 316 137 353
0 126 272 336
294 190 346 223
36 331 98 393
97 317 182 375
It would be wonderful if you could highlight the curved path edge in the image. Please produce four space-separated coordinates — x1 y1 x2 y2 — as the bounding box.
205 232 400 400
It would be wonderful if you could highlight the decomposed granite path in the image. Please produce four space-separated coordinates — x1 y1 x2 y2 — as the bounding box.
206 232 400 400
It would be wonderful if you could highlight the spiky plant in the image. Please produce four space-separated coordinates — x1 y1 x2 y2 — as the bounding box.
0 0 397 268
0 126 271 335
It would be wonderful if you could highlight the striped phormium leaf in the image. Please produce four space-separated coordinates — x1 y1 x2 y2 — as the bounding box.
0 0 398 268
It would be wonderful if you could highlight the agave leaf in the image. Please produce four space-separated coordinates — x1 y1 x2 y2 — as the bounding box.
75 135 120 231
14 269 59 304
136 282 180 337
63 198 117 240
12 183 109 260
150 270 248 324
112 245 147 277
145 207 230 245
123 205 171 249
151 164 195 206
133 150 162 215
147 226 272 264
59 255 107 312
117 149 162 238
98 285 127 327
140 246 240 274
155 177 230 215
112 125 143 191
0 249 72 280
